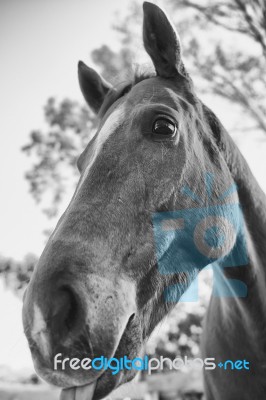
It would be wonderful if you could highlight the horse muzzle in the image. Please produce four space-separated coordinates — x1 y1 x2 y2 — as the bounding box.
22 273 137 392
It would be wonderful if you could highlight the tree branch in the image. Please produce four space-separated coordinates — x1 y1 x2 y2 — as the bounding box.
235 0 266 58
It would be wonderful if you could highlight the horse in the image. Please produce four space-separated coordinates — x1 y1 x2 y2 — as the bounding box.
22 2 266 400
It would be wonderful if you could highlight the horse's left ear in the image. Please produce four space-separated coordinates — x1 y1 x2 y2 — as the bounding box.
78 61 113 114
143 2 185 78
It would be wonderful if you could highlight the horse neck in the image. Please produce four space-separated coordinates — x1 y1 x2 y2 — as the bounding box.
220 124 266 274
208 106 266 327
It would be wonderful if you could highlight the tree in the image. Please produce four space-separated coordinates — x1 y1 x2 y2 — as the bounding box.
22 98 94 218
177 0 266 56
0 254 38 296
169 0 266 132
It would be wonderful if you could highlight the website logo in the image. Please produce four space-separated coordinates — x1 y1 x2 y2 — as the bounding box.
152 173 248 301
54 354 250 375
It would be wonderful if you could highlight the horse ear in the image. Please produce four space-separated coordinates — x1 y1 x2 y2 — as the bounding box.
78 61 113 114
143 2 185 78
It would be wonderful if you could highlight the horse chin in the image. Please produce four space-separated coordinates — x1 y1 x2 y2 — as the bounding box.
92 370 131 400
33 361 119 399
32 315 143 399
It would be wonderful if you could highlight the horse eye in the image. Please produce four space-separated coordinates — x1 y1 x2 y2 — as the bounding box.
152 118 177 139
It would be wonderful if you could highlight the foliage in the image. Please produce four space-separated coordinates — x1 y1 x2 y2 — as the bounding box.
147 306 204 364
0 254 38 297
21 98 94 218
145 272 212 363
177 0 266 56
171 0 266 132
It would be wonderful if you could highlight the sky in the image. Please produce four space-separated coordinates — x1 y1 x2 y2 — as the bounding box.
0 0 132 259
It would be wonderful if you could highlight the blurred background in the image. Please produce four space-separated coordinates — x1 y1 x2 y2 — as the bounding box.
0 0 265 399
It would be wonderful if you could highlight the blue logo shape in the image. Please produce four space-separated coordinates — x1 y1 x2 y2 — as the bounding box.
152 173 248 302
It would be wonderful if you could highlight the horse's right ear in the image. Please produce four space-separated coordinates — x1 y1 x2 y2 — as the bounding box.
78 61 113 114
143 2 185 78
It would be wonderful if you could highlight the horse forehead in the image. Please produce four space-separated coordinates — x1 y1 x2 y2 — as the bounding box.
126 78 182 107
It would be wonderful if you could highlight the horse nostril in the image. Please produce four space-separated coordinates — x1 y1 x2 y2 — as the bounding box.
50 286 79 336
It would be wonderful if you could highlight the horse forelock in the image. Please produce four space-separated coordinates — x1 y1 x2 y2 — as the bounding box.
98 67 156 119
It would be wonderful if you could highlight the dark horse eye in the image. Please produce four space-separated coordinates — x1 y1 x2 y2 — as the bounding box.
152 118 177 139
